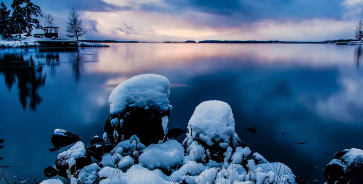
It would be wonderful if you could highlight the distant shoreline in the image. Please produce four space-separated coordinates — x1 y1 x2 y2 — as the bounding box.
80 39 358 44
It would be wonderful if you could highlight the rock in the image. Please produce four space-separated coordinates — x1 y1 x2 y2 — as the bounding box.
244 128 257 133
49 147 61 152
77 163 101 184
90 135 105 146
56 141 91 175
104 74 172 145
167 128 186 139
43 166 59 178
86 144 114 160
324 148 363 183
183 101 242 163
51 129 81 147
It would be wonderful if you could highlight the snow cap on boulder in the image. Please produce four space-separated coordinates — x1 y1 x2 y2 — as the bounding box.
108 74 171 115
186 100 237 146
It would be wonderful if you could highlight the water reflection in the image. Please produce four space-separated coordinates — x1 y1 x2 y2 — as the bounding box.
0 44 363 182
0 48 84 110
0 53 46 110
355 45 363 68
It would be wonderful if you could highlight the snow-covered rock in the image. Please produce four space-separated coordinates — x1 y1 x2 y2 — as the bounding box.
324 148 363 183
139 140 184 171
183 100 242 162
104 74 172 145
77 163 101 184
56 141 91 175
51 129 80 147
42 74 298 184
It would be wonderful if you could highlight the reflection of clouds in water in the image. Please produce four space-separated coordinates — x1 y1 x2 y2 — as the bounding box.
88 44 357 76
316 76 363 122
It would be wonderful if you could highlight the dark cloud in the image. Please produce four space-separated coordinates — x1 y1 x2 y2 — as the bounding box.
3 0 133 12
139 0 344 26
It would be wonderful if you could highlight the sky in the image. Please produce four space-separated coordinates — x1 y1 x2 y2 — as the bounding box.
3 0 363 41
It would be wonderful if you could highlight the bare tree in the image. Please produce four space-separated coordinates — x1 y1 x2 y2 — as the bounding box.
66 7 87 41
44 14 54 26
355 20 363 40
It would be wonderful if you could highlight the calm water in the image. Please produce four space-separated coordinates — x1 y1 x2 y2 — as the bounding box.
1 43 363 182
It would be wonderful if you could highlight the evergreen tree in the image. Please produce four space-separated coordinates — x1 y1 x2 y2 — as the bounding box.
10 0 42 36
0 1 11 39
66 8 87 41
355 20 363 41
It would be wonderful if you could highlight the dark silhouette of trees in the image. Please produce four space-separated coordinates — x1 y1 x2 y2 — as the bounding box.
355 20 363 40
8 0 42 37
66 8 87 41
0 1 11 39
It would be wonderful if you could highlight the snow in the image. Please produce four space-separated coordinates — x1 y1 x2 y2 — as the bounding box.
40 179 63 184
113 136 146 156
171 161 205 182
77 164 101 184
123 165 173 184
78 42 109 47
256 162 295 183
253 152 269 164
54 129 66 136
98 167 124 184
162 116 169 135
139 140 184 170
108 74 171 114
231 147 251 164
56 141 87 166
185 100 236 146
342 148 363 167
118 156 134 170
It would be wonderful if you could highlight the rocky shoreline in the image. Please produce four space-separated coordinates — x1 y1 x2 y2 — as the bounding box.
40 74 363 184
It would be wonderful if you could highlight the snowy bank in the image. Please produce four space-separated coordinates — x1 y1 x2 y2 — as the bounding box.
42 74 296 184
0 37 109 47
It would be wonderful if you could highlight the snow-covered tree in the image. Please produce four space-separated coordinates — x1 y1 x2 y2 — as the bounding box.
355 20 363 40
66 8 87 41
0 1 11 39
44 14 54 26
10 0 42 36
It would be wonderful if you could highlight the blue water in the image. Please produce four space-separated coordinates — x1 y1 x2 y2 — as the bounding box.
1 43 363 182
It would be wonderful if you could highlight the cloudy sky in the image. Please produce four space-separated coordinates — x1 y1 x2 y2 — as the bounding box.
3 0 363 41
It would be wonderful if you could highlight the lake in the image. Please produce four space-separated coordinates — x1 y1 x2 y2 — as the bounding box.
0 43 363 182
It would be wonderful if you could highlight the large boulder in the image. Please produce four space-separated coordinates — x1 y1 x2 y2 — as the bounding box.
183 100 242 162
56 141 91 175
51 129 80 147
324 148 363 183
104 74 172 145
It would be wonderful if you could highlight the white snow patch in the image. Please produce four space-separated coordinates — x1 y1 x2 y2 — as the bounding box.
77 163 101 184
57 141 86 166
139 140 183 170
162 116 169 135
54 129 67 136
108 74 171 114
186 100 236 146
40 179 63 184
123 165 173 184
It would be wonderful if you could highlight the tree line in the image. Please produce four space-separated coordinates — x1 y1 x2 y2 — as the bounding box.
0 0 42 39
0 0 87 40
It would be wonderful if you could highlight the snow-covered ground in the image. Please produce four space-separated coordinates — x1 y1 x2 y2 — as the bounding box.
42 74 296 184
0 36 108 47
